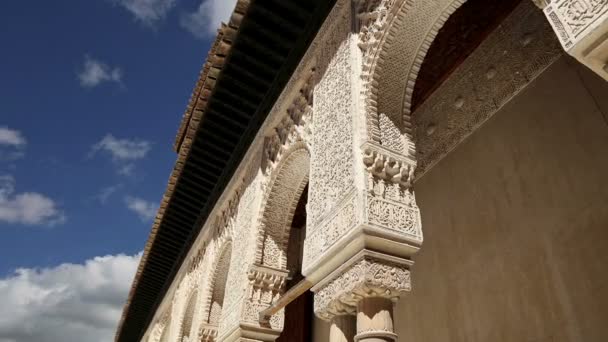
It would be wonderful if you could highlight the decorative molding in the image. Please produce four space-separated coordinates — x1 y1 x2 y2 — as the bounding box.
362 142 415 186
312 250 412 321
240 265 289 331
247 264 288 302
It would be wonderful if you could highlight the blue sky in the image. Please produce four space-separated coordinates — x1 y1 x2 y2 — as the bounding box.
0 1 236 341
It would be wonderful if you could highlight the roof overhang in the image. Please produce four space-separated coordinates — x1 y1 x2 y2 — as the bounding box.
115 0 336 341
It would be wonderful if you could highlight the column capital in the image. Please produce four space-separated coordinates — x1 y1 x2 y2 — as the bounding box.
312 250 412 321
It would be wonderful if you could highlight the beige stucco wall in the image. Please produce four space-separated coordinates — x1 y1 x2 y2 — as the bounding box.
314 56 608 341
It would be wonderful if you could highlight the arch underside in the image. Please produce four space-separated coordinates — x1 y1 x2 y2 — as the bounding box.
259 146 311 270
206 242 232 326
178 291 198 340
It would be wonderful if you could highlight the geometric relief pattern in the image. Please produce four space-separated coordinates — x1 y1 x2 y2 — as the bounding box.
413 1 563 175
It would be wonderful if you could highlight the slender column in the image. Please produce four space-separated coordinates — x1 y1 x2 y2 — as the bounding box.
355 298 396 342
313 250 411 342
330 315 356 342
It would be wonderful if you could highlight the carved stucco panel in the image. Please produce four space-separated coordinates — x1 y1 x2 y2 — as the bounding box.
303 188 359 268
309 3 356 227
218 164 261 335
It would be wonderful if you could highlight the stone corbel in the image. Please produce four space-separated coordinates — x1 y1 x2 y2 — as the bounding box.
540 0 608 80
313 250 412 341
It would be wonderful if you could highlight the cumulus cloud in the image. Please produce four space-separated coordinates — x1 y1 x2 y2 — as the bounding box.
0 252 141 342
111 0 177 25
125 196 158 221
89 134 152 176
0 175 66 227
180 0 238 38
0 127 26 161
78 56 123 88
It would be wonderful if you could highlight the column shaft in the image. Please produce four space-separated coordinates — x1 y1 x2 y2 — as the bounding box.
330 315 356 342
355 297 397 342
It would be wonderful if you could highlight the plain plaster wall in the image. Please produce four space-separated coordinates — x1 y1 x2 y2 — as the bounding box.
313 56 608 341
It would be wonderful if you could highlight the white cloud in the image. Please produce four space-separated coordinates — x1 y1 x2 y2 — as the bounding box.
0 127 26 147
0 175 65 227
0 127 26 161
180 0 238 38
78 56 123 88
125 196 158 221
96 184 123 204
111 0 177 25
90 134 152 176
0 252 141 342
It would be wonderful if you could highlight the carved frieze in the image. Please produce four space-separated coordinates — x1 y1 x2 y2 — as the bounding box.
303 189 359 268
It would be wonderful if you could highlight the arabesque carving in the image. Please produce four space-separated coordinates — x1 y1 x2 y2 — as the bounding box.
308 4 355 226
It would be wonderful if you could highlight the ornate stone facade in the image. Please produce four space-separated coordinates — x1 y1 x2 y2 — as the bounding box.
137 1 608 342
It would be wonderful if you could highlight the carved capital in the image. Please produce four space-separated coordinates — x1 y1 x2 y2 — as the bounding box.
542 0 608 80
312 250 412 321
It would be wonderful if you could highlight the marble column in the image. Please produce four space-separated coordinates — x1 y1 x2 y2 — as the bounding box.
330 315 356 342
312 250 412 342
355 298 396 342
